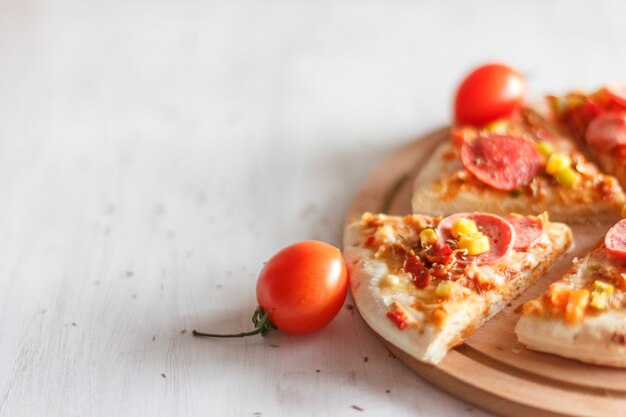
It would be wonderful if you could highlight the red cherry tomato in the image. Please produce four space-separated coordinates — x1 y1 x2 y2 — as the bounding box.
256 240 348 334
454 63 526 126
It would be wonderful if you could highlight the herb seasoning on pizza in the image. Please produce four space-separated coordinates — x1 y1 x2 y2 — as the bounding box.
343 211 571 364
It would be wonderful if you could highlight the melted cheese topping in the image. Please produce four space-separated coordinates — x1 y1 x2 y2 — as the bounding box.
360 212 554 327
523 243 626 323
436 111 624 204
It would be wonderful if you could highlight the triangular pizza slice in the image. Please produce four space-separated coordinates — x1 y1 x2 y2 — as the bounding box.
343 211 572 364
411 108 625 223
515 219 626 367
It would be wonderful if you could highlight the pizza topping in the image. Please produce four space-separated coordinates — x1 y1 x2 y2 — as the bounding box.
605 219 626 259
403 255 431 289
504 214 543 251
543 284 591 323
378 274 401 290
426 243 455 266
434 281 453 298
457 233 490 256
386 301 413 330
438 213 514 265
521 300 544 317
373 224 398 245
461 135 541 191
450 218 479 238
419 228 438 248
538 255 626 321
535 141 555 158
484 118 509 134
360 213 543 318
564 289 590 324
554 167 580 188
451 126 477 147
545 153 571 175
590 280 614 310
585 112 626 153
543 152 580 188
548 282 571 308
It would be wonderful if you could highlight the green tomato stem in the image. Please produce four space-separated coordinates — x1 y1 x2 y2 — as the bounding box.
192 306 276 338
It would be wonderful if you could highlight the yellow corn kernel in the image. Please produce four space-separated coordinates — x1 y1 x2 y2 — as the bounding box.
590 280 614 310
590 292 610 310
458 233 490 256
564 289 590 324
434 281 453 298
485 119 509 134
419 228 438 248
546 153 572 175
593 280 615 294
621 203 626 219
536 141 555 157
555 167 580 188
451 218 479 238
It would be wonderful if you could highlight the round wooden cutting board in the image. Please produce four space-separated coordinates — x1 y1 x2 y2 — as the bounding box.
343 128 626 417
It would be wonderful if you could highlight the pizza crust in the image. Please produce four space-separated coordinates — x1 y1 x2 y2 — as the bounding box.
515 235 626 367
344 218 572 364
515 312 626 367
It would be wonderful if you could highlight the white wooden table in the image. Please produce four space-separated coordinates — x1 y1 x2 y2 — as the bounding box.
1 1 626 416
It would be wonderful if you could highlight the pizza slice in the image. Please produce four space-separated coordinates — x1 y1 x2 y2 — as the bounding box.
411 108 625 223
545 83 626 190
515 219 626 367
343 211 572 364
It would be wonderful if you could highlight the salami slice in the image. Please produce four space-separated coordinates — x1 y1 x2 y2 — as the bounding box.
504 214 543 251
585 112 626 153
605 219 626 259
461 135 541 191
437 213 515 265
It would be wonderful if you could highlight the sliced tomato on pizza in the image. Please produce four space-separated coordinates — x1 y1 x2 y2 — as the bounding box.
516 219 626 367
343 211 572 364
411 108 625 223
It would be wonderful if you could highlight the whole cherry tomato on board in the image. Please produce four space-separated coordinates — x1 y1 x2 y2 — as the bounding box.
454 63 526 127
193 240 348 338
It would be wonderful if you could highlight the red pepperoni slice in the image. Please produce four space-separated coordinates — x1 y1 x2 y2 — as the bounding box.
461 135 541 191
437 213 515 265
606 83 626 109
585 112 626 153
605 219 626 260
504 214 543 251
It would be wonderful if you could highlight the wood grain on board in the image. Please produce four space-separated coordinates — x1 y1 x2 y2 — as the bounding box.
343 128 626 417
